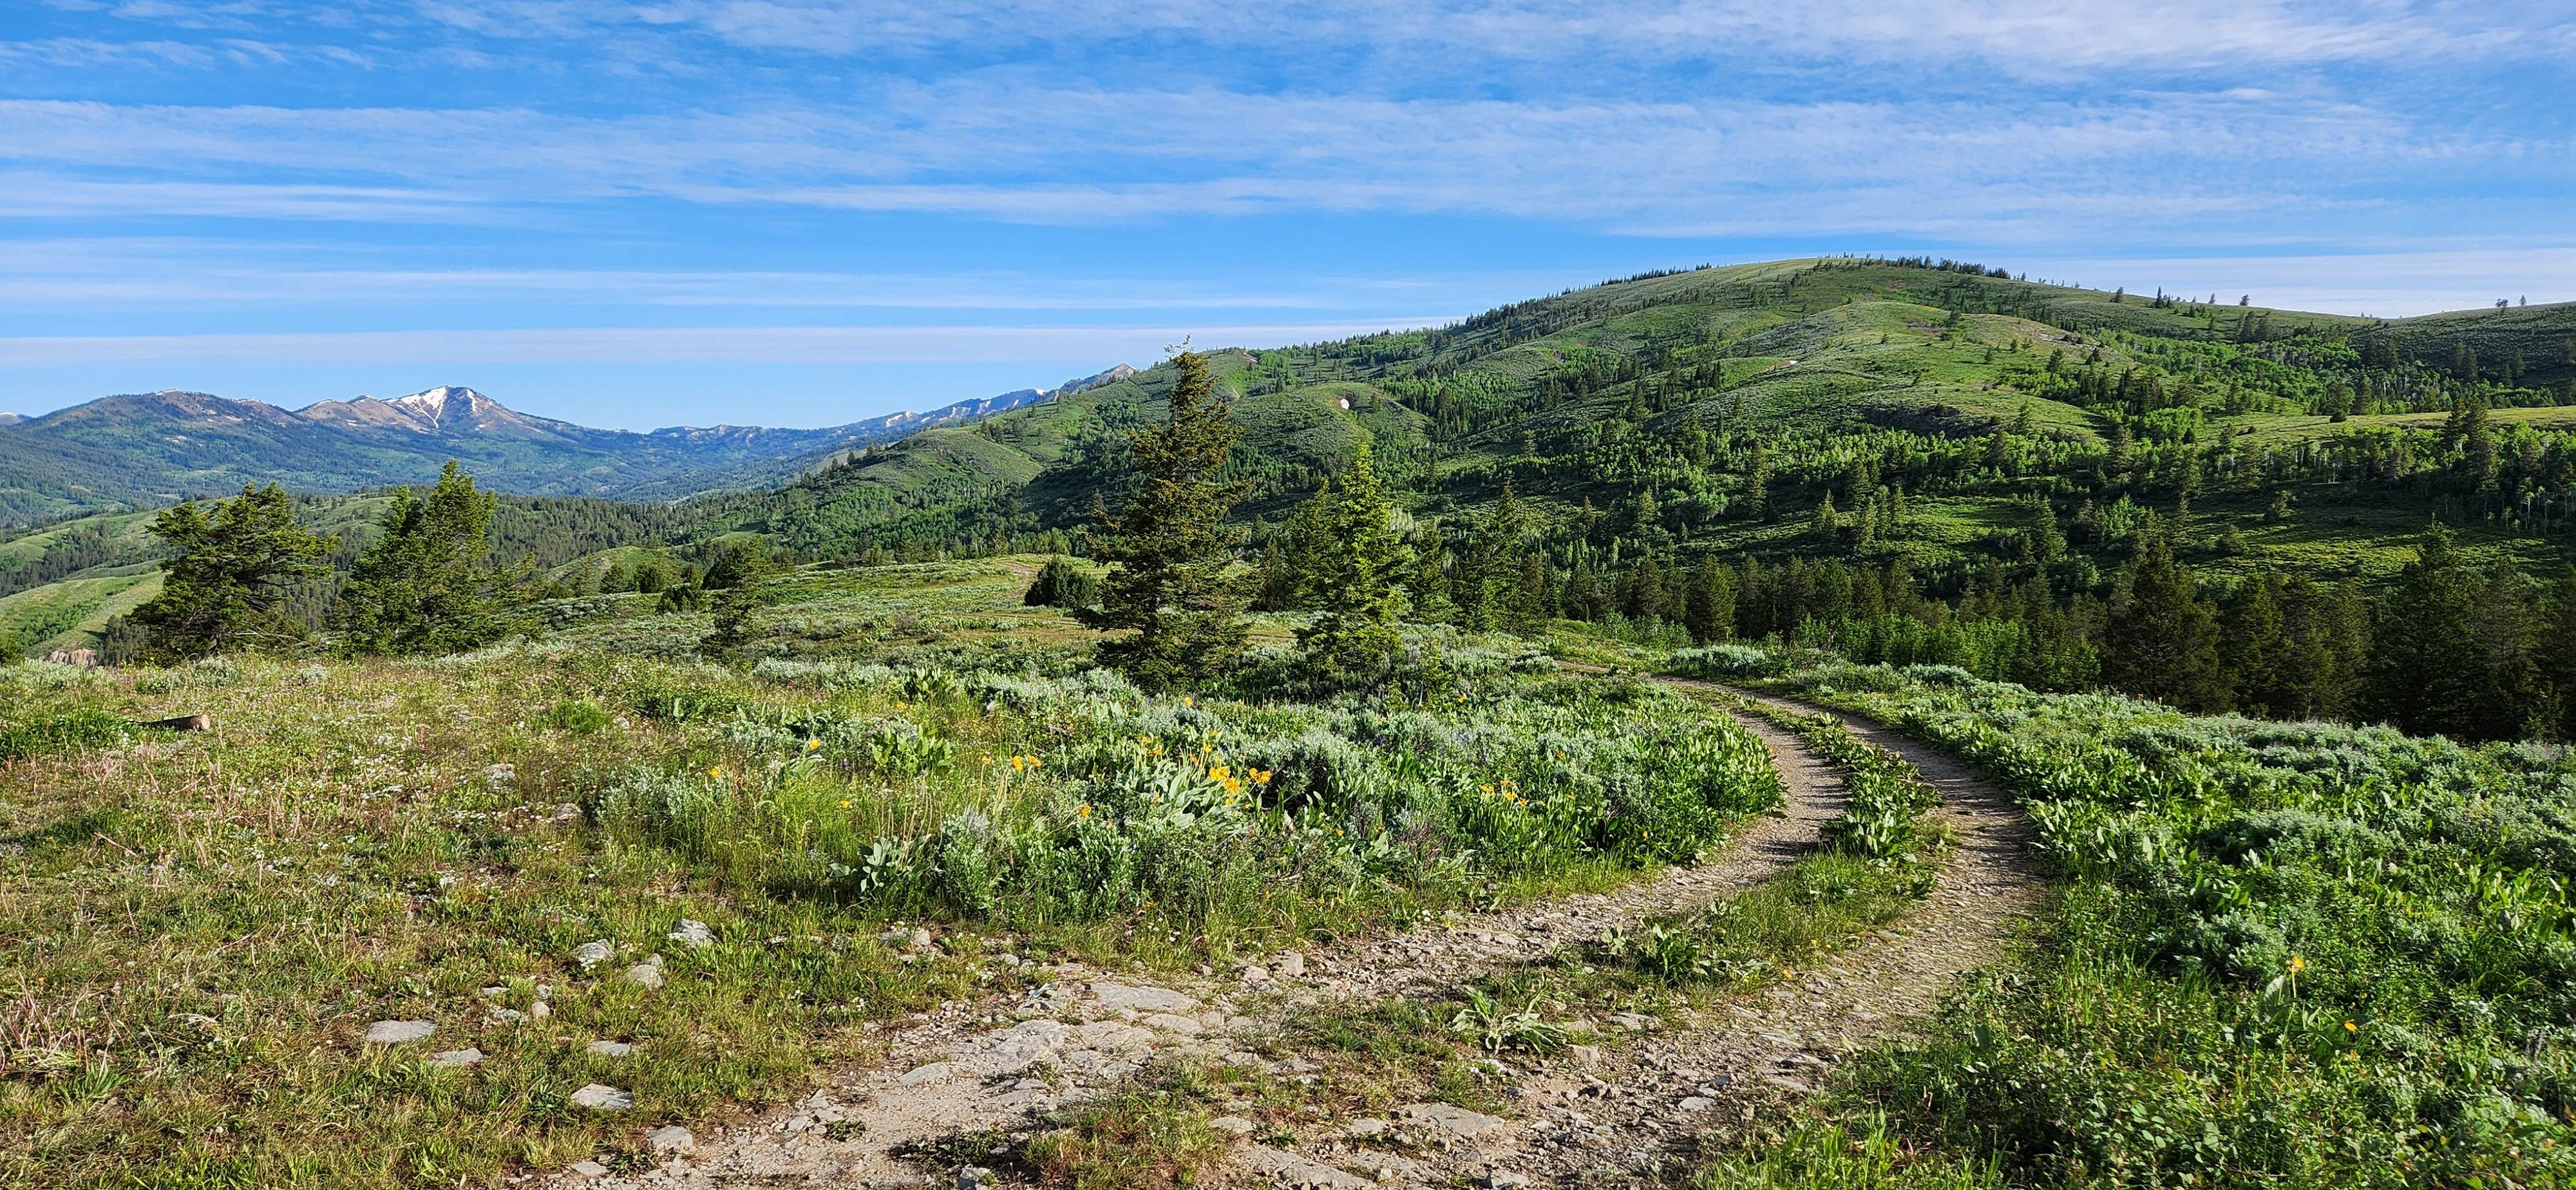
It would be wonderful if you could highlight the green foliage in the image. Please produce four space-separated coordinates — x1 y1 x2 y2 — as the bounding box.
1291 442 1408 682
332 462 526 656
0 707 126 760
1077 351 1255 690
1788 664 2576 1186
128 483 334 661
1022 556 1101 610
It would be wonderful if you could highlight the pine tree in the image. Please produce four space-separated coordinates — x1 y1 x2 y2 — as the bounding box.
2222 572 2287 715
1293 442 1408 679
1024 556 1101 610
130 483 335 661
334 462 525 656
1076 350 1255 690
2537 566 2576 740
1685 557 1735 643
2366 525 2486 738
2470 558 2539 739
2101 536 2228 711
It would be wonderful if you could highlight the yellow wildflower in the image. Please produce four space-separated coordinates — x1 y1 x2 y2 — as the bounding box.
1251 769 1273 785
2287 955 2306 974
1075 803 1093 817
804 738 824 752
2344 1020 2358 1033
1209 765 1232 783
708 767 724 781
1182 696 1193 707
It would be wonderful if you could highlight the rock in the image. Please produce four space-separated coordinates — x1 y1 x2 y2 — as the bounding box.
529 999 551 1021
1395 1102 1507 1139
1343 1118 1389 1139
479 985 507 999
957 1166 995 1190
1088 982 1198 1014
1236 1145 1376 1189
1274 952 1305 978
1567 1044 1602 1068
1210 1115 1255 1137
1140 1012 1201 1034
669 920 714 949
548 803 584 826
487 1007 527 1025
574 940 614 968
428 1048 484 1068
587 1040 634 1057
899 1062 955 1086
570 1084 634 1111
625 961 665 988
1240 965 1271 986
1678 1095 1714 1111
484 763 515 784
1477 1170 1531 1189
569 1160 611 1177
647 1124 695 1155
363 1020 436 1044
1067 1020 1156 1051
1609 1012 1656 1032
907 928 936 952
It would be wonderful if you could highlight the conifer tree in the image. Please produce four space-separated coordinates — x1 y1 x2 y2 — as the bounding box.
2222 571 2286 715
2366 525 2486 738
1685 556 1735 643
130 483 335 661
1293 442 1408 678
2101 536 2227 711
334 462 525 656
1077 350 1254 690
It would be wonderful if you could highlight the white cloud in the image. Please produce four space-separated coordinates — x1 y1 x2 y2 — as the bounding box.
0 320 1459 364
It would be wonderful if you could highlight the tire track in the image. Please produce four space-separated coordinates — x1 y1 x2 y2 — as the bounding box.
540 688 1852 1190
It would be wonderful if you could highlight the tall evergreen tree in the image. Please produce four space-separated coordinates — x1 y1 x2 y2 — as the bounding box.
1077 350 1255 690
1293 443 1408 679
2101 536 2228 711
1685 556 1736 643
130 483 335 661
2366 526 2486 739
334 462 524 656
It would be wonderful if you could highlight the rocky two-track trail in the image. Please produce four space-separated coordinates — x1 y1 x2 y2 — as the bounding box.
534 685 2041 1190
1228 684 2050 1190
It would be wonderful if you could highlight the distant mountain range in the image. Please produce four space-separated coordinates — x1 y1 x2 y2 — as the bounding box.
0 366 1133 524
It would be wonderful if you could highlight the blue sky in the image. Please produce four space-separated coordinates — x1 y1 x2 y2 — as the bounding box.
3 1 2570 430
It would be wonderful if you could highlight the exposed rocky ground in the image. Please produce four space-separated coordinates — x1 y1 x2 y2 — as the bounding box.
529 687 2041 1190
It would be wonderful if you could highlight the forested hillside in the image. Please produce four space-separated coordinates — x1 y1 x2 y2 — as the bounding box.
15 258 2576 738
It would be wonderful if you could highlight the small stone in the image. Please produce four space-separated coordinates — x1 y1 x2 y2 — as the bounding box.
363 1019 436 1044
1140 1012 1201 1034
479 986 508 999
1344 1118 1388 1138
956 1165 995 1189
487 1007 527 1025
1274 952 1305 978
549 802 584 825
669 920 714 949
570 1084 634 1111
625 963 665 988
484 763 515 784
529 999 551 1021
428 1047 484 1068
1239 965 1270 986
907 928 936 952
569 1160 611 1177
1209 1115 1255 1137
1678 1095 1714 1111
1477 1170 1531 1189
1568 1044 1602 1067
647 1124 695 1154
574 940 614 968
899 1062 954 1086
587 1040 634 1057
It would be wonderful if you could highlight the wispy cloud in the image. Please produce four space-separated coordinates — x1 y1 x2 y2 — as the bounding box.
0 321 1457 364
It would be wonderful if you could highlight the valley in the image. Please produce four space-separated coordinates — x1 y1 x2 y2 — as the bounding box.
6 261 2576 1189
